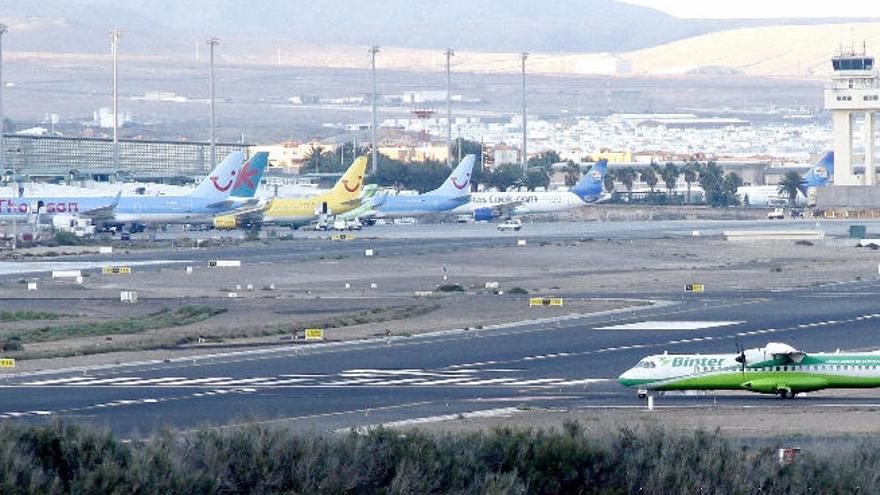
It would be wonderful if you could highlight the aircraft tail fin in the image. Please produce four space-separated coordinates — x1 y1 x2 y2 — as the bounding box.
229 152 269 198
571 159 607 201
192 151 247 200
329 156 368 198
431 155 475 196
800 151 833 194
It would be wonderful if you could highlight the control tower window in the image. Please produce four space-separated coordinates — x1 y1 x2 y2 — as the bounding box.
834 58 876 71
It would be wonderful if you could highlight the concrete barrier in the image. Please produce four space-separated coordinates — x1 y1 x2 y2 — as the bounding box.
52 270 81 279
723 230 825 241
120 291 138 303
209 260 241 267
517 239 527 247
27 282 37 291
98 246 113 254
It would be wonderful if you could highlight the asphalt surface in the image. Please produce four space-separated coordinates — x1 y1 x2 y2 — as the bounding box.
3 218 880 436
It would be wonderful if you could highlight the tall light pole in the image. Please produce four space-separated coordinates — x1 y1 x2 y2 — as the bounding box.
370 45 379 174
0 24 11 250
0 23 7 177
520 52 528 176
445 48 454 168
207 37 220 167
110 29 122 180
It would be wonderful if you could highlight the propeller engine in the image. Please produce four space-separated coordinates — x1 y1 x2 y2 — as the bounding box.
734 341 747 373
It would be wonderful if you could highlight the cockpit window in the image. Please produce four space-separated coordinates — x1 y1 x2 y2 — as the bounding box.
636 361 656 369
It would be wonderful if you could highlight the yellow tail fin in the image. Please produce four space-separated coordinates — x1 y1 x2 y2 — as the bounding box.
329 155 368 198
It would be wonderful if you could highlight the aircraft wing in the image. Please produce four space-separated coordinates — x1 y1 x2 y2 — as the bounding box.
485 200 525 218
80 191 121 221
205 198 261 210
765 342 807 363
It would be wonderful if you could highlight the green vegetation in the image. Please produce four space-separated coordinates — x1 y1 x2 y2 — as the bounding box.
778 171 805 205
0 310 67 322
508 287 529 294
436 283 465 292
51 231 84 246
5 306 226 345
0 422 875 494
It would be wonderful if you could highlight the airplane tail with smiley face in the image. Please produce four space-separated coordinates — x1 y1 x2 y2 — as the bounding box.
192 151 247 201
327 155 369 202
430 154 475 197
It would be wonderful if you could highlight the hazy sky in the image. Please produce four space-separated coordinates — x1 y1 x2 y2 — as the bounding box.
622 0 880 18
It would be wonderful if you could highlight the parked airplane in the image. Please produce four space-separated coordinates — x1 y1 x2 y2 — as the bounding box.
261 156 368 227
334 185 384 223
105 151 268 228
0 152 268 230
452 159 608 220
737 151 834 207
619 341 880 399
357 155 474 219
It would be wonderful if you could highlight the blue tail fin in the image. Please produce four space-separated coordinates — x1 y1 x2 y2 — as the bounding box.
230 152 269 198
193 151 246 200
800 151 833 194
571 159 607 201
431 155 475 196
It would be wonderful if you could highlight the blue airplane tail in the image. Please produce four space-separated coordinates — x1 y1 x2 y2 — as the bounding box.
193 151 247 200
800 151 833 194
571 159 607 201
431 155 475 196
230 152 269 198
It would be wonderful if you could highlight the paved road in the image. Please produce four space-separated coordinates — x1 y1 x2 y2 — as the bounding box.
2 273 880 435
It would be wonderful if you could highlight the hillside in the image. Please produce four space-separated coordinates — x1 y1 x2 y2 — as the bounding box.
624 22 880 78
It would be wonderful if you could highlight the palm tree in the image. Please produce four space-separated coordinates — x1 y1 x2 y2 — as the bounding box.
564 161 581 187
305 144 325 174
641 166 659 196
616 167 637 202
681 161 699 204
777 171 805 206
660 162 680 200
603 169 616 196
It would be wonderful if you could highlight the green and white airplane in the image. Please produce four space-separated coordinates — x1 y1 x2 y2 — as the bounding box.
619 342 880 399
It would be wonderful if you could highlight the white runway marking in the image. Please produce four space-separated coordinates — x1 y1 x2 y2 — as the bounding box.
595 320 743 331
15 368 605 389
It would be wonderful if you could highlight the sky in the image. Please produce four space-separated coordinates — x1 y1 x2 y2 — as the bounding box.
621 0 880 19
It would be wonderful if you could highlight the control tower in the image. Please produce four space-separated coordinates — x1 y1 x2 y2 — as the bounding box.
825 45 880 185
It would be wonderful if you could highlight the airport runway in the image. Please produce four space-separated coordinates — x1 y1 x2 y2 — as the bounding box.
2 272 880 436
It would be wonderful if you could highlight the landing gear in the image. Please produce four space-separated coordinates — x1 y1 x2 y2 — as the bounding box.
777 388 796 399
637 389 648 400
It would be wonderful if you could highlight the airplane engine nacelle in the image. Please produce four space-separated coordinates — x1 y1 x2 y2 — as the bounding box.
213 215 238 230
473 208 495 222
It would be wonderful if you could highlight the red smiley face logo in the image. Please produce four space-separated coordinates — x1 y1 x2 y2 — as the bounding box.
211 170 236 192
342 175 363 193
452 172 471 190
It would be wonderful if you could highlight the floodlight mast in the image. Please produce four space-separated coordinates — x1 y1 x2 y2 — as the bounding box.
445 48 454 168
370 45 380 174
110 28 122 179
207 36 220 167
521 52 528 176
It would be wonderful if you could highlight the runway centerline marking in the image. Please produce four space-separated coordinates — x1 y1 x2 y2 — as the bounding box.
595 321 743 331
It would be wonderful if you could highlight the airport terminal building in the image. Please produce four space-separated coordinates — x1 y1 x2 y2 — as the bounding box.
1 134 251 181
